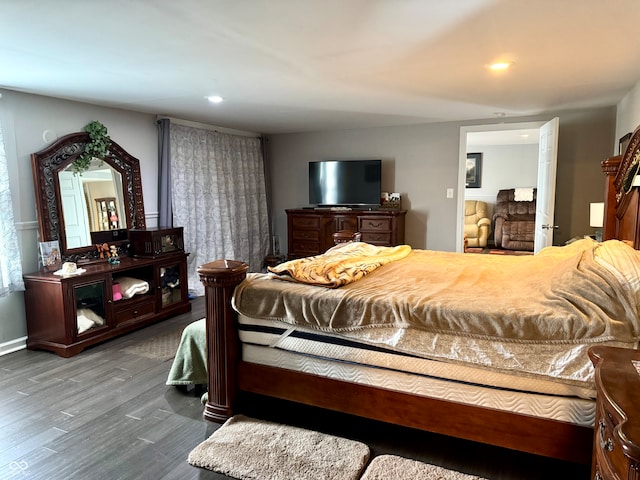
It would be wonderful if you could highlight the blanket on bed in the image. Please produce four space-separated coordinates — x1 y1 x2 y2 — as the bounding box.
268 242 412 287
233 239 640 388
243 239 639 342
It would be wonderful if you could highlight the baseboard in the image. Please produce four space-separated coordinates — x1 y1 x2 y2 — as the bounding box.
0 336 27 356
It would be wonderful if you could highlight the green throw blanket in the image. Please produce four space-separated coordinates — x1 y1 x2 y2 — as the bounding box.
166 318 208 386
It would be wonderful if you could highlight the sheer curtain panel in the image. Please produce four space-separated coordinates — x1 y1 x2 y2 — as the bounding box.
170 124 269 296
0 124 24 297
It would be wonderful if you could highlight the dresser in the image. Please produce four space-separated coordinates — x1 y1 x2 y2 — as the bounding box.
286 209 407 259
23 253 191 357
589 346 640 480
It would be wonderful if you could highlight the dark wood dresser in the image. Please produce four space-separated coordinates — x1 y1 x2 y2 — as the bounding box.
286 208 407 259
23 253 191 357
589 346 640 480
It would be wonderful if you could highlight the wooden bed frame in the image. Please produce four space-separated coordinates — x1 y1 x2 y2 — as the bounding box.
197 125 640 466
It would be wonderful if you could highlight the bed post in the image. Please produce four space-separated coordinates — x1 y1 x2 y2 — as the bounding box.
601 155 621 241
198 259 248 423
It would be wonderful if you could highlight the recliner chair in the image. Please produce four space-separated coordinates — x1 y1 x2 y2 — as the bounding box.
464 200 491 248
492 188 536 251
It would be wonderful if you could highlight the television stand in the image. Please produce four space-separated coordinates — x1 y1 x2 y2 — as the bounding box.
286 208 406 259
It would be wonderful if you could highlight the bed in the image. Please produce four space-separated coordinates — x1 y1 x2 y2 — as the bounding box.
196 125 640 466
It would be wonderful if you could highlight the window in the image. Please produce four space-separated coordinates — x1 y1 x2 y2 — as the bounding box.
0 123 24 296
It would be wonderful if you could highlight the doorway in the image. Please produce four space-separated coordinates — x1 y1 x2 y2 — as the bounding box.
457 120 558 252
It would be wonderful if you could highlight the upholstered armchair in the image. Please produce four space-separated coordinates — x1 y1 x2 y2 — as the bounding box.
492 188 537 251
464 200 491 248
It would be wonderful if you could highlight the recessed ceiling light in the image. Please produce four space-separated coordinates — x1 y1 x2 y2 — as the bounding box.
488 62 511 71
206 95 224 103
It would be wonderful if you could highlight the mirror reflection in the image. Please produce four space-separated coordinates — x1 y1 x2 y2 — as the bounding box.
59 159 126 249
32 131 145 261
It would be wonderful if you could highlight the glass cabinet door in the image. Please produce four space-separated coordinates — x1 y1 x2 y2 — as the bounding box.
159 263 183 308
74 281 108 337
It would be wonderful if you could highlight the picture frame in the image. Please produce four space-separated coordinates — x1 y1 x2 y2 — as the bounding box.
619 132 632 155
379 191 401 210
39 240 61 271
466 153 482 188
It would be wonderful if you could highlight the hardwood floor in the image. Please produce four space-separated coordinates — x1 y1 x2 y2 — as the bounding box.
0 297 590 479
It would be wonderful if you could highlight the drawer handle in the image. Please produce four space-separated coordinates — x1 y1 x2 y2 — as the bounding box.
595 472 602 480
367 222 383 228
599 420 614 452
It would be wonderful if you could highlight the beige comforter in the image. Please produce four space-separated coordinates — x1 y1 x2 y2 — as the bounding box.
233 239 640 388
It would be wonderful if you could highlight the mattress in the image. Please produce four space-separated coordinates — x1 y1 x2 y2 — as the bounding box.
238 314 596 427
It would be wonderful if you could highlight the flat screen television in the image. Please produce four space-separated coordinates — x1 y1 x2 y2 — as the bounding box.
309 159 381 207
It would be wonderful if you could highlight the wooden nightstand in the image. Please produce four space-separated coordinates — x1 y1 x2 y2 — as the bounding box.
589 346 640 480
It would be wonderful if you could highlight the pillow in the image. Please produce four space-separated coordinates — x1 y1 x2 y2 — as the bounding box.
115 276 150 299
594 240 640 308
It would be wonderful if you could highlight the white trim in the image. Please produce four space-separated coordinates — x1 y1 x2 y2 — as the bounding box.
0 336 26 356
15 220 37 231
157 116 260 138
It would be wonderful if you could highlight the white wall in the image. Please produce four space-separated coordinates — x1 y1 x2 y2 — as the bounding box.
616 79 640 148
464 144 538 220
0 89 158 352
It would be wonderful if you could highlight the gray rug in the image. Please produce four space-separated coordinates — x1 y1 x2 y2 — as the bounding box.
187 415 370 480
120 329 182 361
360 455 488 480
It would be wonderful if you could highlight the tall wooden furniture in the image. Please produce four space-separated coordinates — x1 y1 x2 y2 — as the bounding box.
286 209 406 259
589 346 640 480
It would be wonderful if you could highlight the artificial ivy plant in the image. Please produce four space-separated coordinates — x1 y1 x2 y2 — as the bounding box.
72 120 111 175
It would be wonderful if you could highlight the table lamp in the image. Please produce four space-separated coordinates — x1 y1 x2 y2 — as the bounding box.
590 202 604 242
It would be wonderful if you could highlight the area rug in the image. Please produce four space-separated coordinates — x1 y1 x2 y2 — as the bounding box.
360 455 487 480
187 415 370 480
119 329 182 361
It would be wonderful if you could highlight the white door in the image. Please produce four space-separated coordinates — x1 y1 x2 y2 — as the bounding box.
59 171 90 248
533 117 559 252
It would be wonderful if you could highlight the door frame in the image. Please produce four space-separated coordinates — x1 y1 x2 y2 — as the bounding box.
457 121 547 252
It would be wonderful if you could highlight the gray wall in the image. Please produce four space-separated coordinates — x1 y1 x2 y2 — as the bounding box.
267 107 617 254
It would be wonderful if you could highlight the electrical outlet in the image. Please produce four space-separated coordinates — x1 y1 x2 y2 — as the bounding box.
446 188 454 198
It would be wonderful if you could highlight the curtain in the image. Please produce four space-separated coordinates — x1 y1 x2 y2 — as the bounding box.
157 118 172 227
0 123 24 297
170 124 270 296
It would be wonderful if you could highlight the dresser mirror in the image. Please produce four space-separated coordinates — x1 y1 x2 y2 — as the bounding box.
31 131 146 261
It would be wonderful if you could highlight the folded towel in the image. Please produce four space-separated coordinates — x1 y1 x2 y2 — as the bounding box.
514 187 534 201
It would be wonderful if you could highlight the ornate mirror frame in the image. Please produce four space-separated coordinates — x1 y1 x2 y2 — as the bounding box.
31 132 146 261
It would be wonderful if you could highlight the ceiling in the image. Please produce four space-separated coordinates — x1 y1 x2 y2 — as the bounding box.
2 0 640 135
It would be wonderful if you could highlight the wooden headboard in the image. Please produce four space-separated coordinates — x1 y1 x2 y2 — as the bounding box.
602 124 640 248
